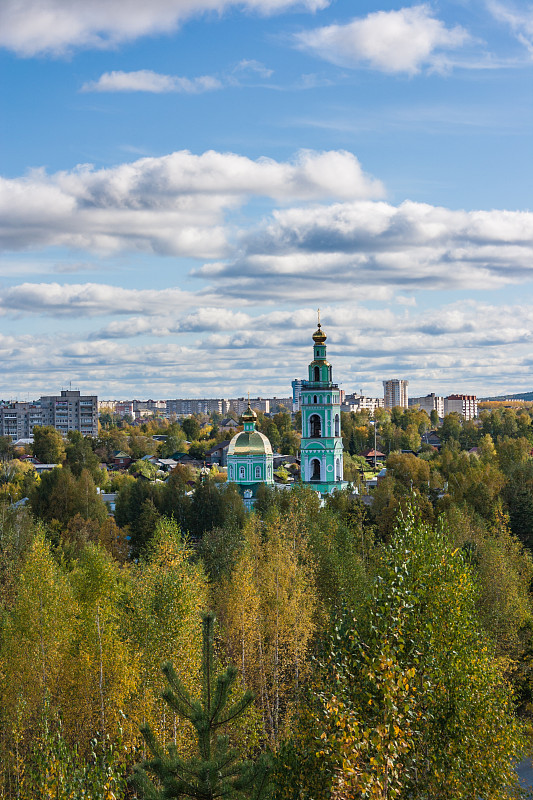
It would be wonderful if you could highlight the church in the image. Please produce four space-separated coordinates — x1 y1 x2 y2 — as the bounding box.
227 318 347 506
226 401 274 510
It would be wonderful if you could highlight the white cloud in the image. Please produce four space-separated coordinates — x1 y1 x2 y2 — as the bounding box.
82 70 222 93
0 150 384 257
233 59 274 78
2 299 533 398
197 200 533 301
0 0 330 57
0 282 225 317
296 5 469 74
488 2 533 55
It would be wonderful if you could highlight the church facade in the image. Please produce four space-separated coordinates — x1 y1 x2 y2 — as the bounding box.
226 402 274 509
299 320 346 494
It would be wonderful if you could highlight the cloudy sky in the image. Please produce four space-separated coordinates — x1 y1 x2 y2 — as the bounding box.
1 0 532 401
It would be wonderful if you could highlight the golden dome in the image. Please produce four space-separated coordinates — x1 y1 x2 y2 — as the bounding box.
241 402 257 423
312 322 327 344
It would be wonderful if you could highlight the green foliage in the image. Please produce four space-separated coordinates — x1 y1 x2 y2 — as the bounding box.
160 423 187 458
29 466 108 527
181 417 201 442
125 519 208 752
32 426 66 464
133 612 272 800
64 430 101 482
0 435 14 459
188 439 208 460
24 697 128 800
303 505 524 800
130 458 159 480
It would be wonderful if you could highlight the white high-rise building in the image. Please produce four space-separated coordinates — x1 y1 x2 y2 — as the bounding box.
383 379 409 409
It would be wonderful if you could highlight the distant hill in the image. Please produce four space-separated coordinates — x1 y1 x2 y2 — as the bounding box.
481 391 533 402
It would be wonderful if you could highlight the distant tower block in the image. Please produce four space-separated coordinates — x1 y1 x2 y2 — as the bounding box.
383 379 409 409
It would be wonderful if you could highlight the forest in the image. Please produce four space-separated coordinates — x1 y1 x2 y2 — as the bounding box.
1 402 533 798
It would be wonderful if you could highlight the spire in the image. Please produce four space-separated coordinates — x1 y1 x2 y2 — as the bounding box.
312 308 327 345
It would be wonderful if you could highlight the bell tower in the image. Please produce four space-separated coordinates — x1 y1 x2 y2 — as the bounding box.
300 313 345 494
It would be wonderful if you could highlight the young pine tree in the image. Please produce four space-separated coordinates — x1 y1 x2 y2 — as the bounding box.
133 612 271 800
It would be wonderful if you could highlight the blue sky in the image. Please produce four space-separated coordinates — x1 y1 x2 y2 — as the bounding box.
1 0 532 401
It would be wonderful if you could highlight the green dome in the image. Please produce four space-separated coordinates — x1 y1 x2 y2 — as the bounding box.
228 430 273 456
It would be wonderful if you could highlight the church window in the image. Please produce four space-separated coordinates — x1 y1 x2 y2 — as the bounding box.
310 414 321 438
314 366 320 382
335 414 340 437
310 458 321 481
228 465 233 479
255 465 261 479
313 395 317 404
335 457 341 481
239 466 245 479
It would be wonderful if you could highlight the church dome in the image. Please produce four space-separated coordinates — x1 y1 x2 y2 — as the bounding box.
241 402 257 423
312 322 327 345
228 429 273 456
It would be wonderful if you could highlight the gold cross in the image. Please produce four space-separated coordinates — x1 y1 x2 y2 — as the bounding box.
317 308 321 326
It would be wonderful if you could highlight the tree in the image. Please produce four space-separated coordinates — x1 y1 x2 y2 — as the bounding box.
188 440 208 460
133 612 271 800
32 426 65 464
125 520 208 754
305 505 523 800
29 466 108 527
215 510 316 745
0 535 78 777
439 412 462 444
64 430 101 481
130 459 159 480
161 424 186 458
0 435 14 460
61 543 137 752
181 417 201 442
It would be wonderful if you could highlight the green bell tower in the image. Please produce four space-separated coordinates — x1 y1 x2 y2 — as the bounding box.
300 314 346 494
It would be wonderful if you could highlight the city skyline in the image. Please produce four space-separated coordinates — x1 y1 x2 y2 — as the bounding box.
1 0 532 399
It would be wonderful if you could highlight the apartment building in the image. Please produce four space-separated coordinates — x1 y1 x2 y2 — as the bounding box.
166 398 231 417
229 397 271 415
0 403 43 439
291 379 305 412
342 393 385 414
445 394 478 420
408 393 445 418
383 379 409 409
40 391 98 436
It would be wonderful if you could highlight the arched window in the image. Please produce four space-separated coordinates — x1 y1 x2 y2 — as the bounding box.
239 466 245 479
314 365 320 382
334 414 340 437
313 395 317 404
335 457 341 481
228 465 233 479
255 465 261 479
309 414 321 438
310 458 321 481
